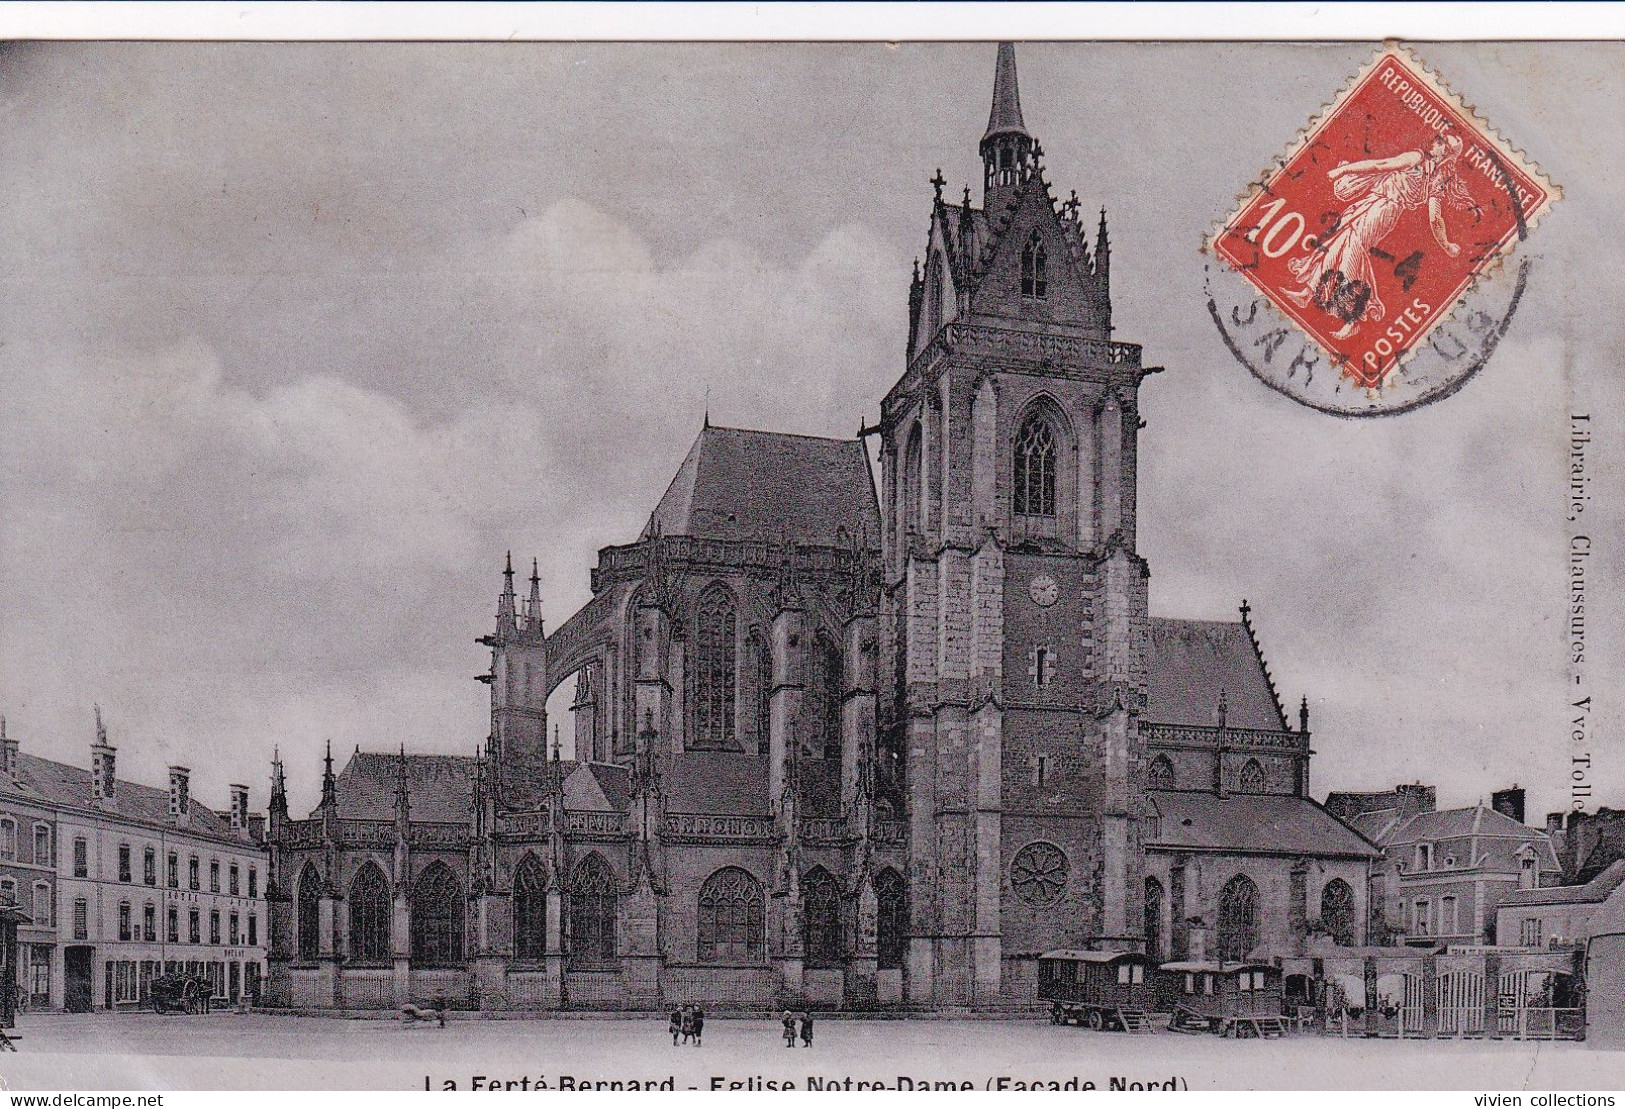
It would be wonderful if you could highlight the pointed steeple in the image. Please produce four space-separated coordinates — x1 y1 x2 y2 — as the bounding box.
394 743 411 824
269 746 288 822
494 550 518 639
320 738 336 808
983 41 1029 142
979 43 1037 215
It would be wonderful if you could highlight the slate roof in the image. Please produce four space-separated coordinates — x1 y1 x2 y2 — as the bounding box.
1350 808 1406 844
667 751 771 816
327 751 475 823
560 762 632 813
984 42 1028 141
645 425 880 548
1148 790 1380 859
1145 617 1285 731
1384 805 1549 845
7 752 239 841
1500 860 1625 908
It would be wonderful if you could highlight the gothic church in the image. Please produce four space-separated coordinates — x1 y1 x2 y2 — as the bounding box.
265 44 1378 1012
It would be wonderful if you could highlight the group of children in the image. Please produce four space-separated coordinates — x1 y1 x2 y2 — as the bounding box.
668 1003 707 1046
781 1010 814 1048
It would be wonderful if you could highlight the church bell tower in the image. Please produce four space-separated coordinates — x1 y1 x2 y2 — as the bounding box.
880 43 1154 1007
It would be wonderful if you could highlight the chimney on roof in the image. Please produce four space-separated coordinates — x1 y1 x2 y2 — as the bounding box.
0 716 16 778
91 705 117 804
230 784 250 834
1492 785 1526 825
169 765 191 827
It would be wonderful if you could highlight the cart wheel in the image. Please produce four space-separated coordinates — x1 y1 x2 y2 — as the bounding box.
1087 1009 1104 1031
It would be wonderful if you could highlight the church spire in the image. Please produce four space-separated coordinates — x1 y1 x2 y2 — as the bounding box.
496 551 517 636
524 557 544 636
320 738 336 808
979 42 1036 214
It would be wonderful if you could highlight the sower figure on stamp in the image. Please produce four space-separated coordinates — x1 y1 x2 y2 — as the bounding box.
1284 131 1478 339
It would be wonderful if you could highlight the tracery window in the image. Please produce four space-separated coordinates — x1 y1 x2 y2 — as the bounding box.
802 867 841 968
1320 878 1356 947
1144 877 1166 959
1147 754 1175 789
1013 416 1056 518
694 584 738 750
698 866 764 963
296 863 322 961
814 633 843 760
513 855 548 961
1021 232 1048 299
569 855 617 965
1011 842 1069 907
875 868 907 971
1217 874 1260 962
410 862 464 967
1239 759 1266 794
903 423 923 532
349 862 391 962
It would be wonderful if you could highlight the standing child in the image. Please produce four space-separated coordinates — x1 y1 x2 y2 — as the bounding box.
799 1011 814 1048
692 1007 705 1047
669 1006 683 1046
681 1005 695 1044
781 1010 797 1047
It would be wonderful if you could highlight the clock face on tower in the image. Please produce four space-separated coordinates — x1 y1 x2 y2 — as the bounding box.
1028 573 1059 608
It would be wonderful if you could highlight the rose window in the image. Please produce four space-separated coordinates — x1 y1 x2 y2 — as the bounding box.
1011 842 1069 906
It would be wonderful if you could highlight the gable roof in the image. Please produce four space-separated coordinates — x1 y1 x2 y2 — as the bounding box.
327 751 474 824
1145 617 1285 731
7 752 239 841
1385 804 1544 843
645 425 880 548
1501 860 1625 908
1148 790 1380 859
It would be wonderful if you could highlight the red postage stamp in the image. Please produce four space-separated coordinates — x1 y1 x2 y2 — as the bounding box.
1209 46 1559 399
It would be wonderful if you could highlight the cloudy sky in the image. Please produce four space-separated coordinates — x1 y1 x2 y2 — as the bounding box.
0 41 1619 822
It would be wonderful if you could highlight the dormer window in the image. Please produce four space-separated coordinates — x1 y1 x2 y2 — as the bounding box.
1021 232 1048 299
1415 843 1432 871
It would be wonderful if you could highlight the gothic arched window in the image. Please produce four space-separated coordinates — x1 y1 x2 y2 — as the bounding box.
513 855 548 961
1021 232 1048 299
348 862 391 962
694 584 738 750
803 867 842 968
875 868 907 971
1320 878 1356 947
296 862 322 962
814 633 843 761
569 855 617 965
925 253 944 331
1144 876 1166 960
698 866 765 963
410 862 464 967
1013 415 1056 518
1239 759 1266 794
1147 754 1175 790
903 423 923 533
1217 873 1260 962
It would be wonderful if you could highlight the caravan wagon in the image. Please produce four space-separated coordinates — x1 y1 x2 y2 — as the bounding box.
1036 950 1158 1031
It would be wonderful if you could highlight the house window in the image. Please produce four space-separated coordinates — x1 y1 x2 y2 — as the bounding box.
512 856 548 961
118 843 131 883
167 906 179 943
693 584 738 750
189 908 200 944
697 866 764 964
248 867 258 899
248 914 258 947
802 867 841 968
229 913 239 945
118 901 131 941
1414 899 1432 936
210 860 220 893
1521 918 1543 947
32 881 51 927
168 852 178 889
410 862 464 967
1217 874 1260 962
1441 895 1459 936
210 910 220 945
1013 415 1057 518
348 863 391 963
73 837 88 878
73 897 88 939
1020 231 1049 299
1415 843 1432 872
0 818 13 860
143 847 156 886
189 856 199 891
0 878 13 905
875 868 907 971
568 855 617 966
143 903 156 942
229 864 240 896
33 825 50 866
